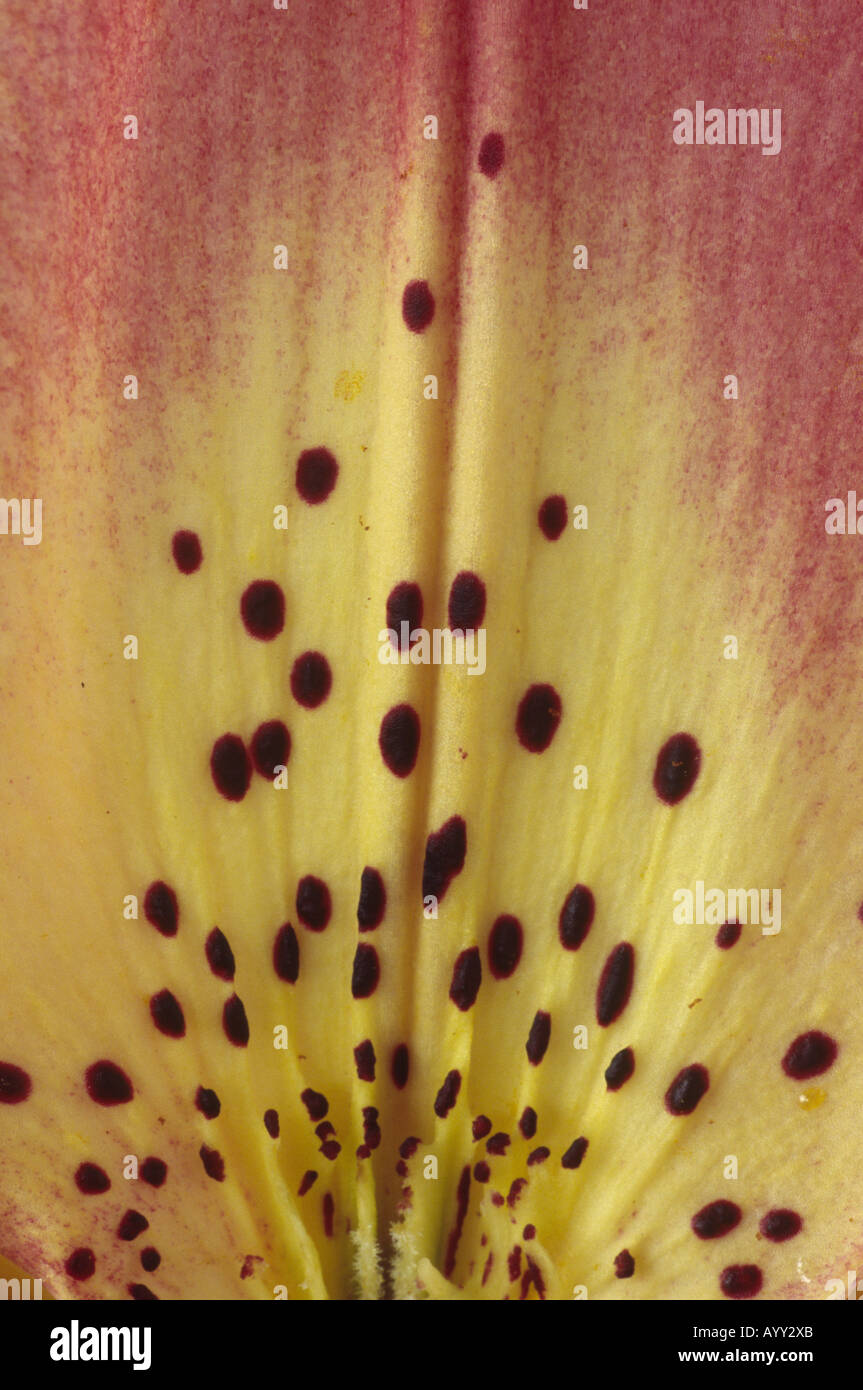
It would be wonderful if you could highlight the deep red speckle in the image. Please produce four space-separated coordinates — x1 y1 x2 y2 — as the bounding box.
665 1064 710 1115
296 447 339 504
222 994 249 1047
296 876 331 931
172 529 202 573
449 946 482 1011
422 816 467 903
474 1161 491 1183
140 1248 161 1273
143 881 178 937
516 684 562 753
402 279 435 332
241 579 285 640
264 1109 280 1138
478 130 505 177
691 1200 742 1239
781 1030 837 1080
65 1248 95 1281
519 1107 537 1140
760 1209 802 1242
141 1157 167 1188
716 919 742 950
118 1210 149 1241
85 1060 134 1106
379 703 421 777
195 1085 220 1119
472 1116 492 1141
352 943 380 999
357 868 386 931
354 1040 376 1082
528 1147 550 1166
434 1069 461 1118
290 651 332 708
391 1043 409 1089
250 720 290 779
561 1137 588 1170
399 1138 421 1159
301 1088 329 1121
653 732 701 805
526 1010 551 1065
488 915 523 979
523 1225 536 1241
605 1046 635 1091
273 922 300 982
596 942 635 1026
150 989 185 1038
200 1145 225 1181
386 582 423 649
720 1265 763 1300
487 1133 511 1156
205 927 235 981
538 495 567 540
448 571 486 629
0 1062 32 1104
75 1162 110 1195
615 1249 635 1279
559 884 595 950
210 733 252 801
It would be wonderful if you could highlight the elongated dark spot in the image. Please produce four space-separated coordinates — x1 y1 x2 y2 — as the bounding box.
781 1030 837 1080
172 529 202 573
143 881 178 937
516 684 562 753
386 582 423 649
715 919 741 950
519 1107 537 1139
720 1265 762 1300
443 1165 471 1277
141 1157 167 1188
526 1010 551 1065
448 571 486 629
200 1145 225 1181
250 721 290 780
354 1040 376 1081
290 651 332 708
596 942 635 1026
86 1060 134 1106
605 1046 635 1091
205 927 235 981
75 1162 110 1195
323 1193 335 1237
561 1137 588 1170
352 943 380 999
296 446 339 504
357 868 386 931
65 1248 95 1281
422 816 467 903
241 579 285 640
0 1061 32 1104
434 1069 461 1118
195 1085 220 1119
691 1200 741 1239
488 915 523 979
538 494 567 540
379 704 421 777
222 994 249 1046
264 1109 280 1139
118 1209 149 1241
301 1088 329 1121
150 989 185 1038
391 1043 409 1089
402 279 435 332
296 876 331 931
559 885 595 951
210 733 252 802
665 1063 710 1115
450 947 482 1011
298 1171 317 1196
273 922 300 982
528 1147 550 1166
478 130 505 177
653 732 701 805
759 1209 802 1242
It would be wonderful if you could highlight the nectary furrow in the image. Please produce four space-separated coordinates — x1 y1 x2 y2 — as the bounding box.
1 0 863 1301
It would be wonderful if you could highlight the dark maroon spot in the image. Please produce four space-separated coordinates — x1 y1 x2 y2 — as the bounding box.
301 1088 329 1121
526 1010 551 1065
264 1109 280 1139
716 919 742 950
653 732 701 805
362 1106 381 1150
691 1200 742 1239
538 494 567 540
75 1162 110 1195
140 1247 161 1273
357 1144 371 1160
561 1137 588 1170
200 1145 225 1181
205 927 235 982
449 947 482 1011
210 733 252 802
596 942 635 1027
474 1161 491 1183
605 1046 635 1091
760 1209 802 1242
781 1030 837 1081
65 1248 95 1281
320 1139 341 1161
472 1115 492 1141
129 1282 159 1300
241 579 285 641
172 529 202 574
316 1122 335 1140
195 1085 220 1119
448 571 486 629
290 651 332 708
386 582 423 649
141 1157 167 1188
443 1166 471 1278
0 1062 32 1104
528 1147 550 1166
522 1256 546 1301
150 989 185 1038
143 881 178 937
296 876 331 931
118 1210 149 1241
614 1249 635 1279
720 1265 763 1300
491 1193 505 1207
487 1133 510 1156
519 1107 537 1140
379 704 421 777
352 943 380 999
222 994 249 1047
434 1069 462 1118
323 1193 335 1238
391 1044 409 1089
298 1171 318 1196
559 884 595 951
85 1060 134 1106
508 1247 522 1282
400 1138 421 1160
422 816 467 903
250 720 291 779
665 1063 710 1115
523 1224 536 1241
488 915 523 979
296 446 338 504
402 279 435 333
516 683 562 753
357 868 386 931
354 1040 376 1082
273 922 300 983
478 130 505 177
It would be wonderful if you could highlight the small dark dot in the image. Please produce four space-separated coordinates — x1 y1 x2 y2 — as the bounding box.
129 1282 159 1300
526 1010 551 1066
474 1161 491 1183
222 994 249 1047
448 571 486 629
296 876 331 931
720 1265 763 1300
691 1199 742 1239
449 946 482 1011
434 1069 461 1118
391 1043 409 1089
210 733 252 802
241 579 285 641
141 1157 167 1188
653 732 701 805
488 915 523 980
379 704 421 777
150 989 185 1039
140 1247 161 1273
386 582 423 649
478 130 505 178
519 1107 537 1140
250 721 291 780
402 279 435 332
172 529 202 574
296 447 339 504
200 1145 225 1181
352 943 380 999
665 1063 710 1115
65 1248 95 1281
605 1046 635 1091
354 1040 376 1082
85 1060 134 1106
472 1116 492 1141
422 816 467 903
357 868 386 931
301 1088 329 1121
143 881 178 937
264 1109 280 1139
291 651 332 708
195 1085 220 1119
561 1137 588 1170
205 927 235 982
528 1147 550 1166
298 1171 318 1196
538 495 567 540
273 922 300 982
759 1209 802 1242
716 919 742 950
117 1209 149 1241
0 1061 32 1104
487 1132 510 1156
781 1030 837 1081
596 942 635 1027
74 1162 110 1195
516 683 562 753
614 1249 635 1279
559 885 595 951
